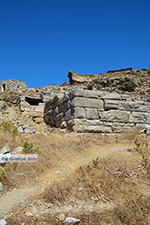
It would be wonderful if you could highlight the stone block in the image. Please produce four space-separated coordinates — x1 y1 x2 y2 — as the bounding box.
76 125 112 133
34 117 43 123
24 126 35 134
86 108 99 119
71 97 103 109
99 110 130 122
136 124 147 130
83 90 100 98
58 102 69 113
68 89 84 99
100 92 121 100
73 107 86 118
119 102 150 112
57 94 69 105
76 119 102 126
104 100 119 110
28 111 43 117
130 112 148 123
55 112 64 121
67 119 77 126
64 109 72 120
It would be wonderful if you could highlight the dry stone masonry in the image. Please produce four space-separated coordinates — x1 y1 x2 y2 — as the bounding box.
0 79 27 93
19 96 44 123
44 89 150 133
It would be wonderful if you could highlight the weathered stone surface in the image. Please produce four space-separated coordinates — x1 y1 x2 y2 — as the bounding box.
121 95 129 101
71 97 103 109
0 79 27 93
58 102 69 113
63 217 80 224
28 111 43 117
0 146 11 154
55 120 62 128
52 94 62 104
76 119 102 126
34 103 44 112
83 90 101 98
136 124 147 130
33 117 43 123
24 126 35 133
55 112 64 121
64 109 72 120
99 110 130 122
86 108 99 119
119 102 150 112
130 112 148 123
101 92 121 100
68 89 84 99
76 125 112 133
14 146 23 153
57 93 69 105
119 102 138 111
73 107 86 118
104 100 119 110
18 126 23 133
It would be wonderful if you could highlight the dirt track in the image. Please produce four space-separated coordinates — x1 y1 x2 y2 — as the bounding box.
0 143 132 219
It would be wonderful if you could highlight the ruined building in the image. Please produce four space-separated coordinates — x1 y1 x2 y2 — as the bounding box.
0 79 27 93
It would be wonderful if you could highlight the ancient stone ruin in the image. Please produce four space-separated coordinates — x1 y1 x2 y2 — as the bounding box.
0 79 27 93
1 68 150 132
19 96 45 123
44 89 150 133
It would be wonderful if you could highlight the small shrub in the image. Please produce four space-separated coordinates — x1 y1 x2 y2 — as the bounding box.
4 164 12 171
134 139 141 149
1 121 18 137
0 171 8 179
125 132 135 140
115 136 118 143
22 142 39 153
92 156 99 166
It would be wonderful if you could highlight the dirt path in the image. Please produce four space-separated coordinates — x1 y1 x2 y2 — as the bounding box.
0 143 131 219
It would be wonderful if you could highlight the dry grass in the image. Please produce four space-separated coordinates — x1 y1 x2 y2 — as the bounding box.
7 145 150 225
1 128 150 224
1 125 136 189
0 130 92 189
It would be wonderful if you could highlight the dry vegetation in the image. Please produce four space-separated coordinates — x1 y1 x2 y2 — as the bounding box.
1 127 149 224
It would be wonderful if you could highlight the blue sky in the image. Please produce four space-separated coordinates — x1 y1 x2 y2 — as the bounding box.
0 0 150 88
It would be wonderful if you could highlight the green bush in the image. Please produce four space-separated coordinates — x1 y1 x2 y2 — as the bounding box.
1 121 18 137
4 164 12 171
0 171 7 179
22 142 39 153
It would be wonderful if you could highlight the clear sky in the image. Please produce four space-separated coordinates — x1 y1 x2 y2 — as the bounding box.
0 0 150 88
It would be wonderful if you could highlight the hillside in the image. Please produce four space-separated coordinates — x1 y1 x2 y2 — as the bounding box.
0 68 150 224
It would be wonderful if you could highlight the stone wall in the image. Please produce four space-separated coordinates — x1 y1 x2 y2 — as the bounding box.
44 89 150 133
19 96 44 123
0 79 27 93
